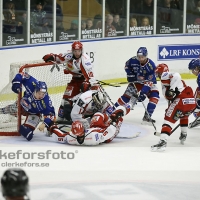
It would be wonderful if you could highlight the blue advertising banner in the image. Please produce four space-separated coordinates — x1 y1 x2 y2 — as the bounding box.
158 44 200 60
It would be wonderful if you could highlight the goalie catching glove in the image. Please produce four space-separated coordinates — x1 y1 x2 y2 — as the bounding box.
165 87 180 101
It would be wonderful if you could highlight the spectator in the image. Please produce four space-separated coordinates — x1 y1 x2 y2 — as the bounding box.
112 14 125 36
43 0 63 32
105 14 116 37
3 0 22 27
93 14 102 28
130 17 138 27
141 16 150 26
66 19 78 40
194 18 200 25
86 18 94 29
30 1 49 34
139 0 154 15
81 20 86 30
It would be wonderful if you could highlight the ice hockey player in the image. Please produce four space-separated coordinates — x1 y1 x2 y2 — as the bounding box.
50 105 130 145
1 168 29 200
151 63 196 151
115 47 159 124
188 58 200 128
70 86 112 129
42 41 97 122
0 72 56 141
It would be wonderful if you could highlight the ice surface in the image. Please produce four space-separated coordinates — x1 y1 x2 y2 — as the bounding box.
0 80 199 200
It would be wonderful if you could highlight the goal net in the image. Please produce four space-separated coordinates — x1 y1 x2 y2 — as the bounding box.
0 60 72 136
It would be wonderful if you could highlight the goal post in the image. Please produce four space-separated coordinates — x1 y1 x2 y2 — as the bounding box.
0 60 72 136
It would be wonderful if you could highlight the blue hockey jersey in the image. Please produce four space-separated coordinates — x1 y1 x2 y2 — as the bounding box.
124 56 157 84
12 72 55 127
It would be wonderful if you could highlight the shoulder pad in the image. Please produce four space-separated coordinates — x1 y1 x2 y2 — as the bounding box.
82 53 90 60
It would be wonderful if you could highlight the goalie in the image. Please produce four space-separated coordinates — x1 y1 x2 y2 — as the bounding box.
0 72 56 141
42 41 97 122
151 63 196 151
50 106 130 145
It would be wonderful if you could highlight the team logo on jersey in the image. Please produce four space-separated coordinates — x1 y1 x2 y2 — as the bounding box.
32 102 36 108
77 99 84 107
138 76 145 80
95 134 99 141
41 100 46 108
148 63 153 70
162 72 168 77
148 75 153 80
85 62 91 66
173 110 183 120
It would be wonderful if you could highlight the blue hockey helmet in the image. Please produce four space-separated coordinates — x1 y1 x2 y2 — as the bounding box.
137 47 148 57
35 81 47 93
188 58 200 70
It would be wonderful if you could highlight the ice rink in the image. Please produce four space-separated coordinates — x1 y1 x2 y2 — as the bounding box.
0 79 200 200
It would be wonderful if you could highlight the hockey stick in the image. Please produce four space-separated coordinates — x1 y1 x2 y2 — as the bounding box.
97 80 121 87
98 84 116 107
154 124 180 137
116 132 140 139
55 120 73 125
132 82 158 134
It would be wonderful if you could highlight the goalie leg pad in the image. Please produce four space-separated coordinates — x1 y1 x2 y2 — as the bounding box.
0 101 17 116
19 125 34 141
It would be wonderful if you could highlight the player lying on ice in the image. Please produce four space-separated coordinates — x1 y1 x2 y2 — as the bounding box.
151 63 196 152
0 72 56 141
49 105 130 145
114 47 160 125
188 58 200 128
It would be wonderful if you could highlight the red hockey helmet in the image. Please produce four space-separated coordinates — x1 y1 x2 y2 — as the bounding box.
71 121 85 137
155 63 169 77
71 41 83 50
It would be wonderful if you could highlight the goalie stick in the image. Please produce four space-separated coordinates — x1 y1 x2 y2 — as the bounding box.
116 131 141 139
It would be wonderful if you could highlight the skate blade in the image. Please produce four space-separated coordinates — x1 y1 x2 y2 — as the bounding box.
141 121 153 126
180 140 185 145
151 146 166 152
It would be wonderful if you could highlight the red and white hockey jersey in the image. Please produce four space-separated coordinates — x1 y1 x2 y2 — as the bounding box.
71 90 110 121
56 51 96 83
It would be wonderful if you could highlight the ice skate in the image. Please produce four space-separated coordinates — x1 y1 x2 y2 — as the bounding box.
188 117 200 129
151 139 167 152
179 132 187 144
141 112 156 125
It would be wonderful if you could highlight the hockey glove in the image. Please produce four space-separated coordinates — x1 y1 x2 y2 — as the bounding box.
12 83 21 94
138 92 146 102
110 109 124 122
165 87 180 101
42 54 55 62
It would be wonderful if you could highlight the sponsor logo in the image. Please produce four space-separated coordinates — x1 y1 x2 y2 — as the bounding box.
158 45 200 60
182 98 195 104
95 134 99 141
